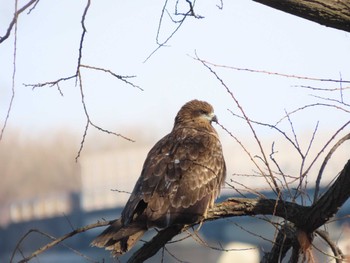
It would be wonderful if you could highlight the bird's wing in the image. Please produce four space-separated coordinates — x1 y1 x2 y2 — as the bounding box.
121 127 226 226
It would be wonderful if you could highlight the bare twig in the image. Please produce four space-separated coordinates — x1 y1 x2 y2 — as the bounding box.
216 0 223 9
310 94 350 107
0 0 19 141
261 223 297 263
269 142 293 197
196 54 280 196
163 245 187 263
145 0 202 62
189 227 259 252
284 109 300 150
127 225 185 263
191 59 350 84
23 75 77 89
339 72 344 103
303 120 350 187
217 121 274 190
302 160 350 232
75 0 90 78
295 85 350 92
294 122 319 201
130 160 350 262
14 229 97 262
12 220 111 263
19 0 137 159
314 230 345 263
228 109 304 158
111 188 132 194
276 103 350 125
75 71 135 161
0 0 38 44
313 131 350 202
13 160 350 263
80 64 142 90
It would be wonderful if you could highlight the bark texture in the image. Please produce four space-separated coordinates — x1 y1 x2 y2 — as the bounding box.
253 0 350 33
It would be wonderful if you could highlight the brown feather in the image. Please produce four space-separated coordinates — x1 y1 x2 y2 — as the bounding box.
91 99 226 256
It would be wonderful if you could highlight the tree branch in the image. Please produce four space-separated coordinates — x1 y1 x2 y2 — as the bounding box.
316 230 345 263
253 0 350 33
0 0 39 44
260 223 298 263
301 159 350 232
127 225 184 263
127 198 308 263
14 220 112 263
128 159 350 262
14 159 350 262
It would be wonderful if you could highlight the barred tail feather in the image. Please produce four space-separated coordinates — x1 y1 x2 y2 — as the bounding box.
91 219 147 257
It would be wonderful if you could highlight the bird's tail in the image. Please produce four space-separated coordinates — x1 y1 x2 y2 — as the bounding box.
91 218 147 257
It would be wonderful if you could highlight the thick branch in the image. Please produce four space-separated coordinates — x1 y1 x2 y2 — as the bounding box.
127 198 308 263
14 220 111 263
16 160 350 262
301 159 350 232
253 0 350 33
260 223 298 263
127 225 184 263
129 159 350 262
207 198 307 223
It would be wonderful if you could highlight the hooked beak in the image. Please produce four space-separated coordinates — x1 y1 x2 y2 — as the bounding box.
208 112 218 123
212 114 218 123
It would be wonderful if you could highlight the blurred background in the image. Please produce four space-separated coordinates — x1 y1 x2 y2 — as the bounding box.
1 0 350 262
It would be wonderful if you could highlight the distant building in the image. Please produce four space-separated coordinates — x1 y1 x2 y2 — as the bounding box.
8 193 72 224
4 134 347 225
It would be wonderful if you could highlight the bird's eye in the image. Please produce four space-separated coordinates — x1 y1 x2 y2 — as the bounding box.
199 110 207 115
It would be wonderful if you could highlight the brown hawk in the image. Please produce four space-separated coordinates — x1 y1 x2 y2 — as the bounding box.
91 99 226 256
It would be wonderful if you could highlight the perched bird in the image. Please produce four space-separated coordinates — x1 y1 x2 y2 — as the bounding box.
91 99 226 256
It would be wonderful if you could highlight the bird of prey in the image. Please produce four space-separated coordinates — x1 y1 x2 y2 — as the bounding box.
91 99 226 256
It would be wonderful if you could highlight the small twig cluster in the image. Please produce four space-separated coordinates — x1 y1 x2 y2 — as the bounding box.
0 0 140 160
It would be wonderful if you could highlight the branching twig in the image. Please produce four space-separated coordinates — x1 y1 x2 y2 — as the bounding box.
276 103 350 125
0 0 38 44
12 157 350 263
127 225 185 263
269 142 293 197
23 75 77 90
17 0 138 159
302 120 350 185
313 131 350 202
196 54 280 196
145 0 203 62
228 109 304 158
130 160 350 262
80 64 142 90
76 0 90 78
315 230 345 263
0 0 19 141
191 59 350 84
294 121 319 201
218 121 274 190
295 84 350 92
12 220 111 263
311 94 350 107
75 71 135 161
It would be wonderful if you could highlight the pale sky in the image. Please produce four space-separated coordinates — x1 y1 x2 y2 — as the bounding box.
1 0 349 140
1 3 350 258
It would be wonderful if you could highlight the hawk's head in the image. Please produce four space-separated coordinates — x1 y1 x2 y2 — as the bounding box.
174 100 218 130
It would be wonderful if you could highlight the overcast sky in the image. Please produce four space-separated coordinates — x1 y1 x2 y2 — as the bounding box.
1 0 349 141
